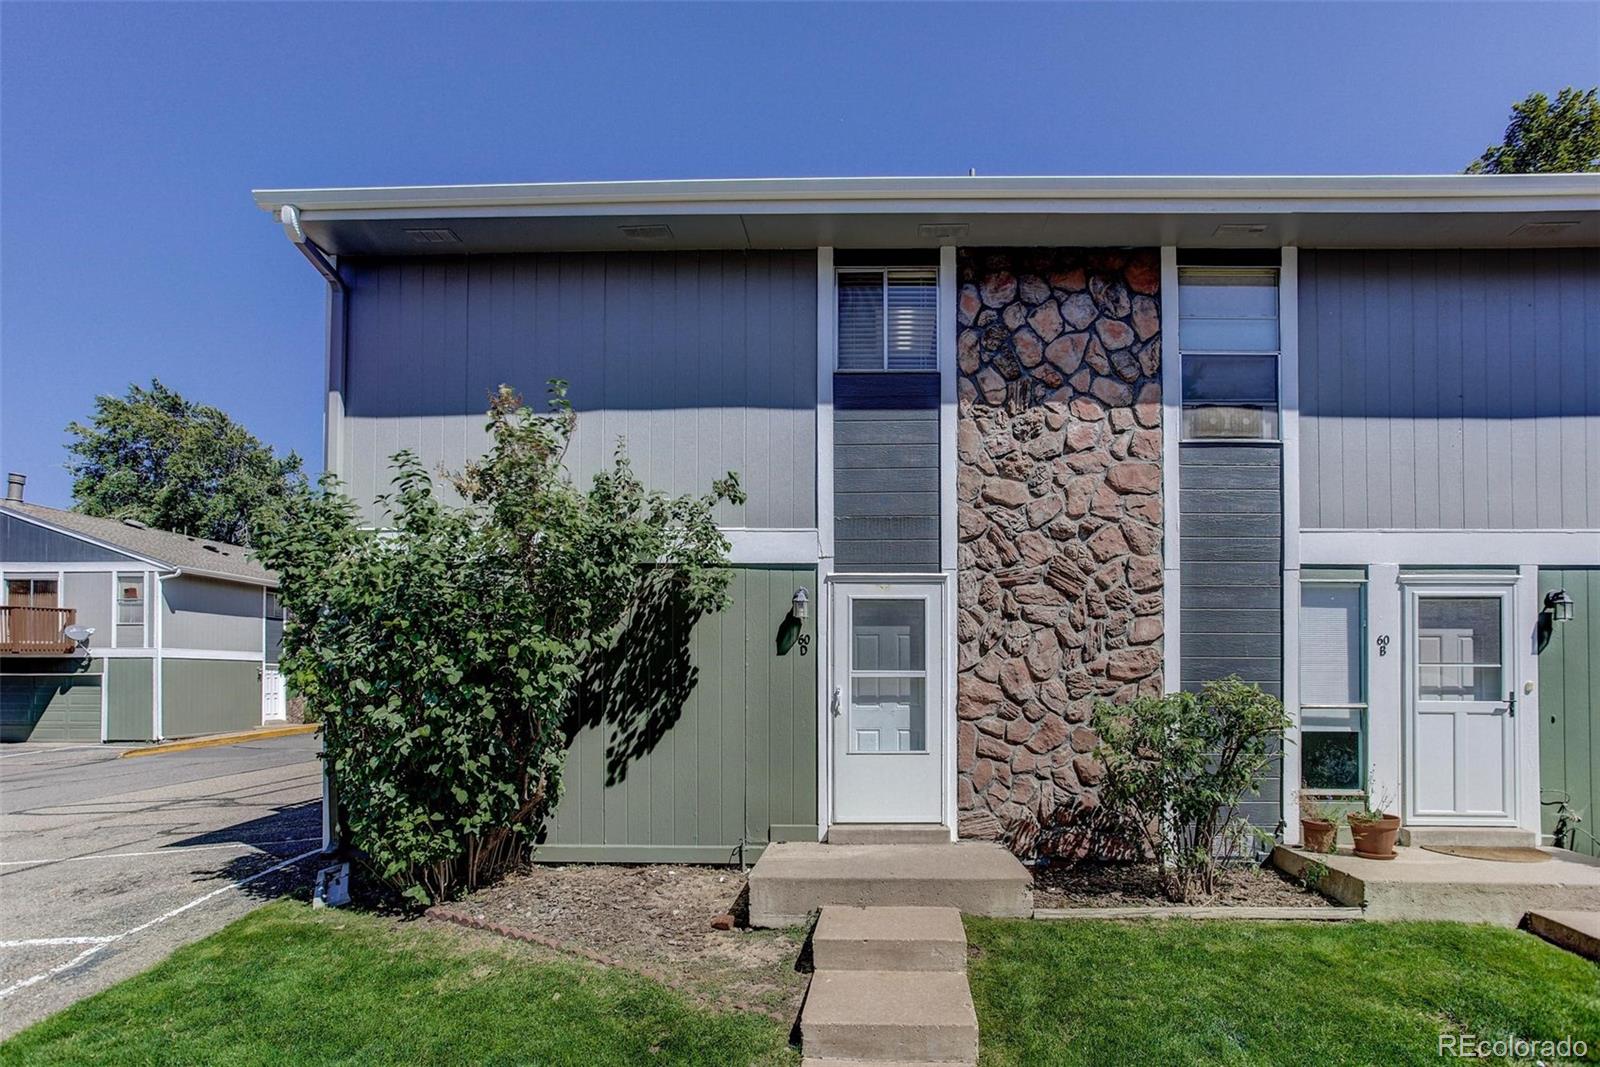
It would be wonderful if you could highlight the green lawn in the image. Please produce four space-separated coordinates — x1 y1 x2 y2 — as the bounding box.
966 917 1600 1066
3 900 797 1067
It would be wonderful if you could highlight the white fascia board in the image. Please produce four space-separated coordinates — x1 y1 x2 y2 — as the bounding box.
253 174 1600 218
167 567 279 589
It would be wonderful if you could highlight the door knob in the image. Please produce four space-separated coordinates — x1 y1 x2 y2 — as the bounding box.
1506 691 1516 718
831 688 842 716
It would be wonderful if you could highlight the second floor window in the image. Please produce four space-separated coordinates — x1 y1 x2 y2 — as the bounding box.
5 578 58 607
1179 266 1280 440
117 574 145 626
837 269 938 371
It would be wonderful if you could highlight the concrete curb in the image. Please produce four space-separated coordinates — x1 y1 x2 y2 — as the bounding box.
1032 905 1364 921
120 723 318 758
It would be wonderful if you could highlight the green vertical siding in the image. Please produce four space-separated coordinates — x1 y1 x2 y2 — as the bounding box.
541 565 818 863
0 659 102 742
160 659 261 738
106 657 155 742
1539 568 1599 857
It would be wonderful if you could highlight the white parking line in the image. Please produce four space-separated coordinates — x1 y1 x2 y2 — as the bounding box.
0 846 321 999
0 936 120 948
0 837 321 867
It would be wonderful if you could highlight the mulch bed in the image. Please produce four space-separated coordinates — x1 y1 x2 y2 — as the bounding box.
1032 859 1332 909
434 864 809 1022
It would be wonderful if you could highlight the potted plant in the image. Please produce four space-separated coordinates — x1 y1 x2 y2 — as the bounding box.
1298 794 1339 854
1346 785 1401 860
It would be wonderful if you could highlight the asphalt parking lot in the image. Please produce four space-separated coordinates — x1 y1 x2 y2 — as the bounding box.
0 734 323 1038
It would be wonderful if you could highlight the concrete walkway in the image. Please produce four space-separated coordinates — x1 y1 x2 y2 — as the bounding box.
801 905 977 1066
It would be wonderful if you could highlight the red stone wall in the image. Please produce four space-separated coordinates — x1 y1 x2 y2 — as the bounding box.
954 249 1165 843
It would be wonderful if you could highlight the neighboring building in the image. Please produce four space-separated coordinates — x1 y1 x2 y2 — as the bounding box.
256 175 1599 859
0 477 286 743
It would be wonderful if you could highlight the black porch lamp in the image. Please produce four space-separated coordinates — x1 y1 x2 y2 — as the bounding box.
1544 589 1575 625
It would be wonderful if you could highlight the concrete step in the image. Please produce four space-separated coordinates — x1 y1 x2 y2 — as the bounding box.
1398 826 1538 848
827 824 952 846
1526 910 1600 961
748 842 1032 928
813 906 967 972
803 1060 968 1067
1272 844 1600 925
801 969 978 1064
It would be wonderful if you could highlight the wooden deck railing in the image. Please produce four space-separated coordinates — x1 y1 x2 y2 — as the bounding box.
0 606 79 654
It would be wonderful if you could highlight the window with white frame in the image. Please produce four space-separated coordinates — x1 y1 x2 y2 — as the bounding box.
1178 266 1280 440
837 269 938 371
116 574 145 626
1299 570 1367 794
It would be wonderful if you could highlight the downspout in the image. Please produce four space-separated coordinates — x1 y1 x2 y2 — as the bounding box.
277 204 345 854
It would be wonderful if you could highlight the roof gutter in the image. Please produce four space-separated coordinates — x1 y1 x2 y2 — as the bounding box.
277 204 351 484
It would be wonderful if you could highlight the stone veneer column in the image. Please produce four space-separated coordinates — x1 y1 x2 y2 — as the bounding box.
955 249 1164 843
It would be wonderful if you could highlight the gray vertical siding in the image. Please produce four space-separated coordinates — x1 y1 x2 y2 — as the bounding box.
160 576 263 653
1299 249 1600 530
63 571 112 648
833 373 941 572
542 565 818 861
341 251 818 530
1 512 139 563
1180 443 1284 829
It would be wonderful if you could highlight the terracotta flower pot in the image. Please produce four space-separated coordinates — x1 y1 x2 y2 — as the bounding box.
1300 818 1338 854
1347 813 1401 859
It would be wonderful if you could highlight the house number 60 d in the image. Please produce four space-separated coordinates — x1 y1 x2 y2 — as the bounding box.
1376 635 1390 657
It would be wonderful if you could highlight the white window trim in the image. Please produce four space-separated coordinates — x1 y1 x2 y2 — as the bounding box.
834 266 940 374
1296 567 1367 798
1159 248 1181 694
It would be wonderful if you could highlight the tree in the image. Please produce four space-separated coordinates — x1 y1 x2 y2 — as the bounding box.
1467 87 1600 174
253 383 742 903
65 380 304 546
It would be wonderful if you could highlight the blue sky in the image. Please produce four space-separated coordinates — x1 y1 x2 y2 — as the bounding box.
3 1 1596 508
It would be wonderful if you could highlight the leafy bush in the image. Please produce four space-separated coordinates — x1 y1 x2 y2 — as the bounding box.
255 384 742 904
1089 677 1290 902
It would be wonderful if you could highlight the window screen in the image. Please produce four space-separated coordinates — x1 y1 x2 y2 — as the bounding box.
838 269 937 371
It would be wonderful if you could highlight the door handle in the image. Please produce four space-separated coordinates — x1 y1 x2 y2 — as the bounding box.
1506 691 1516 718
831 688 842 716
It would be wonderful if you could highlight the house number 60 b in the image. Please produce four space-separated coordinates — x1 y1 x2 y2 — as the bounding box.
1376 635 1390 657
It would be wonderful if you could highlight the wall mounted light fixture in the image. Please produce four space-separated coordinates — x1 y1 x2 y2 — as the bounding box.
791 588 809 620
1544 589 1575 624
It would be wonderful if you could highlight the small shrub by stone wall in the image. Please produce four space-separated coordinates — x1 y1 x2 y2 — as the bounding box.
955 248 1165 844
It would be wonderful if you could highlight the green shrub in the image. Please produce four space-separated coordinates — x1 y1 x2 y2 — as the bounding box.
255 384 742 904
1090 677 1290 902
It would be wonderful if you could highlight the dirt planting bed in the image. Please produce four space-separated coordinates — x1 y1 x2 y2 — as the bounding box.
1032 859 1332 909
440 863 809 1021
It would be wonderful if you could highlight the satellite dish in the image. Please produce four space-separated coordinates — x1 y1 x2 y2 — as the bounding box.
63 625 95 644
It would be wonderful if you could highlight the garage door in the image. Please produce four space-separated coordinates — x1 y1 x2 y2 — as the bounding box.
1 674 101 742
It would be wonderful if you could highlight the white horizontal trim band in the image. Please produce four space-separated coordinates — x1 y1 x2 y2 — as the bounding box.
1300 529 1599 567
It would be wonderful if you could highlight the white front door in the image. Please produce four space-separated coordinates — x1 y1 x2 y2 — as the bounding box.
1404 584 1517 824
830 580 946 824
261 666 286 724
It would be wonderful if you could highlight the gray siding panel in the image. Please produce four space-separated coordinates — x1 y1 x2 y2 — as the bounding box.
63 571 113 649
1300 249 1600 530
161 576 262 653
1180 443 1283 829
833 373 941 572
341 251 818 530
1 513 139 564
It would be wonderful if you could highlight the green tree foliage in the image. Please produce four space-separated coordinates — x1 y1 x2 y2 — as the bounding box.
66 379 304 546
253 384 743 904
1467 87 1600 173
1090 678 1291 902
